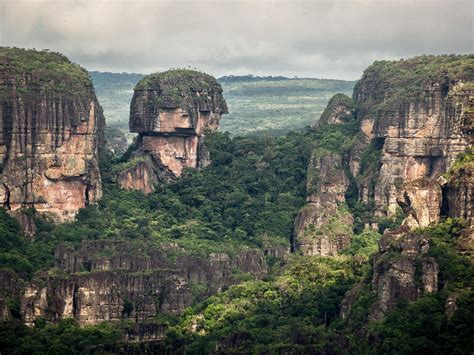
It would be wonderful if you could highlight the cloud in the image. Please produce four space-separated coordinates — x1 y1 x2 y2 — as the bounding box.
0 0 472 79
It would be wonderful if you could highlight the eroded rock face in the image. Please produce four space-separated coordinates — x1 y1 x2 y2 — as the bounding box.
116 159 155 194
0 270 20 321
396 177 442 228
118 70 227 192
0 48 104 222
353 63 473 217
21 240 266 326
337 57 473 323
316 93 356 127
444 162 474 227
369 226 439 320
293 152 353 256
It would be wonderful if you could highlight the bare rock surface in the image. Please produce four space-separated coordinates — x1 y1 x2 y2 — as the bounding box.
0 48 104 222
20 240 267 326
117 70 227 192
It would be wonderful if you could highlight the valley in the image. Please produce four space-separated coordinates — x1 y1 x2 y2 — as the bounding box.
0 48 472 354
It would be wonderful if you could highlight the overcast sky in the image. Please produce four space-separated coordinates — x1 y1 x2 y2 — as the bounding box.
1 0 472 80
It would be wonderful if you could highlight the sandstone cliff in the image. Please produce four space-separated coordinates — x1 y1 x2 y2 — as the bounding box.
316 93 357 127
368 225 439 320
117 70 228 193
296 56 473 256
352 56 473 217
293 152 353 256
337 56 474 322
293 94 356 256
0 48 104 222
20 240 266 326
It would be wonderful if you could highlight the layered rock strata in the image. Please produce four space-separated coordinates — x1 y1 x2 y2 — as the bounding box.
369 226 439 320
20 240 266 326
0 48 104 222
293 152 353 255
353 57 473 217
396 177 442 229
117 70 227 192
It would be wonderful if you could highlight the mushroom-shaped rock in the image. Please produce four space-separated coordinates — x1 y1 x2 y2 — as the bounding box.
118 70 228 192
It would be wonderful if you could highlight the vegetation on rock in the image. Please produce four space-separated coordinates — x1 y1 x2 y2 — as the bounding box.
0 47 93 97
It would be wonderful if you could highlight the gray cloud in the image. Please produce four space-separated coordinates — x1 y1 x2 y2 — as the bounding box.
1 0 472 79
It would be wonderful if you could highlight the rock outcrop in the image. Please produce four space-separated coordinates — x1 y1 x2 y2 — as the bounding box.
444 160 474 227
352 56 473 217
20 240 266 326
0 48 104 222
293 94 356 256
115 158 155 194
316 93 356 127
293 152 353 255
396 177 442 229
0 270 20 321
369 226 439 320
117 70 227 193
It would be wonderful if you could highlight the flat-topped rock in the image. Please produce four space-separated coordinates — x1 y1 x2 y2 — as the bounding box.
0 47 105 222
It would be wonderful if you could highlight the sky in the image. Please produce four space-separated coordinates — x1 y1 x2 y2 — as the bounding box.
0 0 472 80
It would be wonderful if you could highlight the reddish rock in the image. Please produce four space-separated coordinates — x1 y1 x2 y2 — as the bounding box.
0 48 104 222
117 70 227 193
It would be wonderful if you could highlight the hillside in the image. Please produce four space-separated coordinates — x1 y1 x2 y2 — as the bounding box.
0 53 473 354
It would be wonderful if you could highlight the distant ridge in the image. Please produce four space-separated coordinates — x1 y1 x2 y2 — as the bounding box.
218 74 354 83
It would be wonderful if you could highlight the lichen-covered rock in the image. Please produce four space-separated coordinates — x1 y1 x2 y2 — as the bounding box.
352 56 473 217
0 270 20 321
293 152 353 256
444 161 474 227
396 177 442 228
116 159 155 194
21 240 267 326
117 70 228 192
0 48 104 222
316 93 356 127
369 228 438 320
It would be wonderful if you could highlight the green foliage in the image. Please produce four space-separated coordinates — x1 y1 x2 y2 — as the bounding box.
445 147 474 178
111 156 149 174
345 218 474 354
163 255 359 353
134 69 222 105
0 129 316 275
0 318 122 354
356 55 474 114
342 228 380 259
319 93 357 124
0 47 92 98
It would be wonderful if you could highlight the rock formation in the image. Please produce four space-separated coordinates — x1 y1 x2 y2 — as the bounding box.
444 158 474 227
293 94 355 256
352 57 473 217
117 70 228 193
396 177 442 229
0 48 104 222
316 93 356 127
293 152 353 256
369 226 439 320
352 57 473 319
20 240 266 326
